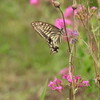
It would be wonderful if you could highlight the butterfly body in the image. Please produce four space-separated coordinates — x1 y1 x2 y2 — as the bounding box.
31 21 63 54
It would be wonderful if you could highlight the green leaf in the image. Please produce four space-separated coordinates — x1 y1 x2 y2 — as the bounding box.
40 79 48 100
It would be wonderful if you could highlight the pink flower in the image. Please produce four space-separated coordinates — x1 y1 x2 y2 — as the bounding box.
66 75 73 83
91 6 97 10
64 6 73 18
48 78 63 92
67 29 79 36
29 0 40 6
76 79 90 87
64 6 77 18
63 74 72 83
62 29 79 43
75 76 81 80
77 81 90 87
55 18 71 29
62 74 68 79
74 76 81 83
62 73 90 88
82 80 90 87
59 67 69 75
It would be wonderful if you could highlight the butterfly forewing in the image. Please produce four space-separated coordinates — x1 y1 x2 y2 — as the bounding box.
31 21 62 54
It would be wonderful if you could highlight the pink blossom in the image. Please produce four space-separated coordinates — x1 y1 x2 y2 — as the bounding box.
59 67 69 75
29 0 40 6
82 80 90 87
62 29 79 43
55 18 71 29
62 73 90 88
78 81 90 87
62 74 68 79
66 75 73 83
63 74 72 83
74 76 81 83
67 29 79 36
48 78 63 92
64 6 77 18
75 76 81 80
91 6 97 10
76 79 90 87
63 74 73 83
64 6 73 18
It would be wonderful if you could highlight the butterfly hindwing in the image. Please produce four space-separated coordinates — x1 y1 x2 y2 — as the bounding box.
31 21 62 54
48 33 61 53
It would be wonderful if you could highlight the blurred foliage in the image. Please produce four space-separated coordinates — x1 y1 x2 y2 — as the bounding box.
0 0 99 100
89 0 99 7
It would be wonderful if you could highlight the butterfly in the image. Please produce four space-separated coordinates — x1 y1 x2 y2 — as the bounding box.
31 21 63 54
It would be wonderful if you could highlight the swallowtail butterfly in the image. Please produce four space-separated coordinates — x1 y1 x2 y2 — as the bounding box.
31 21 63 54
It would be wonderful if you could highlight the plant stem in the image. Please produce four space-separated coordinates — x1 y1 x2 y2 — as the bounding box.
71 2 76 99
58 7 71 53
69 45 75 100
86 1 100 99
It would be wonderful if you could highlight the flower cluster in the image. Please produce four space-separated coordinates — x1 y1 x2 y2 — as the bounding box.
48 77 63 92
48 67 90 92
54 5 98 43
63 74 90 87
54 6 79 43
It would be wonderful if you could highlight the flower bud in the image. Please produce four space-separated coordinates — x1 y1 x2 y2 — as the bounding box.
52 0 60 8
72 4 77 10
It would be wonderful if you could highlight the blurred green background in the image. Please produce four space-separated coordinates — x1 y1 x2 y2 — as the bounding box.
0 0 99 100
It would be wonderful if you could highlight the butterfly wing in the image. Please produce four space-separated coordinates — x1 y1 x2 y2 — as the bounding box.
31 21 62 54
48 28 62 54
